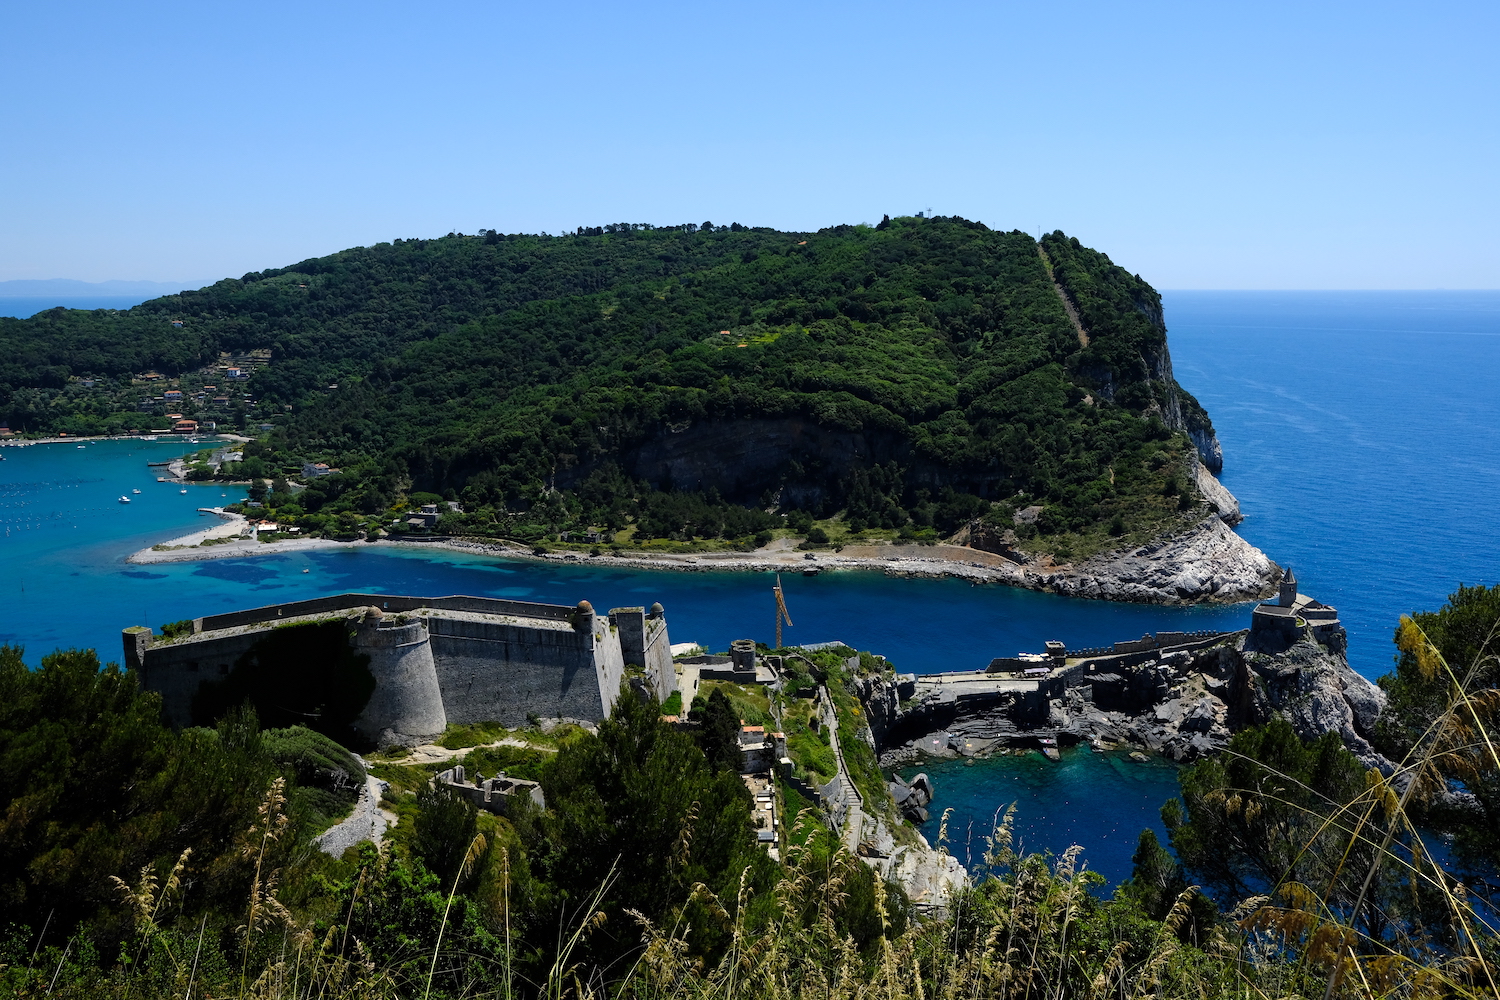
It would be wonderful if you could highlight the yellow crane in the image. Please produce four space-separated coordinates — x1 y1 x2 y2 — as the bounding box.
773 573 794 649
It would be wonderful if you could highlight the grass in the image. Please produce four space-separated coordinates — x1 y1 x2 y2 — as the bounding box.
700 679 774 725
436 721 510 749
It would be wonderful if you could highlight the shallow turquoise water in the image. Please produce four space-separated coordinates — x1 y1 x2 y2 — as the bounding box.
899 748 1183 880
4 291 1497 885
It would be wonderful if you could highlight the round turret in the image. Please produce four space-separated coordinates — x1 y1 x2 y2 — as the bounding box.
649 602 664 617
730 638 757 676
351 615 446 746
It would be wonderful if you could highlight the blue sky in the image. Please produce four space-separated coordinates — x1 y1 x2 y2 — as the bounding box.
1 1 1495 288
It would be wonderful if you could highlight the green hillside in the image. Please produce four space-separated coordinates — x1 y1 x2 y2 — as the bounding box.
0 217 1220 552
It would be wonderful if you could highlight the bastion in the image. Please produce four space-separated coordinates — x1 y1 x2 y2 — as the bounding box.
124 593 676 746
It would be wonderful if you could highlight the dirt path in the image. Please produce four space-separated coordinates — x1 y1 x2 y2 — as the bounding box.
1037 245 1089 348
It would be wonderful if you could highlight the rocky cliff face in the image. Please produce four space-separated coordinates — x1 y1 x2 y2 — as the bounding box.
1045 632 1390 767
1239 631 1389 770
953 464 1271 605
1190 429 1224 474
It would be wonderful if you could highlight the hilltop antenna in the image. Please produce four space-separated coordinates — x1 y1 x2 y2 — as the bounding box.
773 574 794 649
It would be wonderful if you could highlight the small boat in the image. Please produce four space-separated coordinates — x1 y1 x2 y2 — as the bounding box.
77 445 86 449
132 488 141 494
303 568 310 574
118 495 131 504
180 488 188 494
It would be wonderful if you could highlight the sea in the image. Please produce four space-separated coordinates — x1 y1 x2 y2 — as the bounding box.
0 296 158 318
2 291 1497 885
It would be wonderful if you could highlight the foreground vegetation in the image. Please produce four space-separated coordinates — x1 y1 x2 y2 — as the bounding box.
5 583 1499 998
2 218 1218 553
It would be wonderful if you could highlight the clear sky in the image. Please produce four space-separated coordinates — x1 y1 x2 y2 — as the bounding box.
2 1 1495 289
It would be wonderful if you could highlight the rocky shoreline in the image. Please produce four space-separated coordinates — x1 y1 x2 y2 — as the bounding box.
860 629 1391 774
126 515 1278 604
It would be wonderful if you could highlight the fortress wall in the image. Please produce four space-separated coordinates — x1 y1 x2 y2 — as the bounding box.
199 593 575 632
612 607 676 702
133 628 276 727
593 620 626 721
643 617 674 701
427 616 607 726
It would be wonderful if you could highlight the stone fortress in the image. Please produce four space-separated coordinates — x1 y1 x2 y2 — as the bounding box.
1249 566 1343 646
125 593 677 746
859 567 1367 766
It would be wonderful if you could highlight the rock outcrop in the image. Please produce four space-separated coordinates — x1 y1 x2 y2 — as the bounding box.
860 630 1390 770
1045 633 1389 768
1190 428 1224 474
1043 515 1277 604
1240 632 1389 770
953 457 1268 604
1191 452 1241 525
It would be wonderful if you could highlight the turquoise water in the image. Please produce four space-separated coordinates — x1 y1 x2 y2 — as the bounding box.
3 291 1497 884
899 748 1184 880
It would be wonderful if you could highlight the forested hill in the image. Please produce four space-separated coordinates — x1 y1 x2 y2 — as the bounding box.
1 217 1222 549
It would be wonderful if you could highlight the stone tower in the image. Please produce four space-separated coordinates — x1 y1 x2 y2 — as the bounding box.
351 608 447 746
1278 566 1298 608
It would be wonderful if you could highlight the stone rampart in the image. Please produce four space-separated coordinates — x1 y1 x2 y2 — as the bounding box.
427 614 607 727
131 593 672 745
197 593 575 633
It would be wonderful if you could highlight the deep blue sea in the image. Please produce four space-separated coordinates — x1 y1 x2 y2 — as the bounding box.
3 291 1497 884
0 296 154 318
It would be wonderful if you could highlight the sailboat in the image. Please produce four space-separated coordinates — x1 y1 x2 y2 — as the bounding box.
179 488 188 494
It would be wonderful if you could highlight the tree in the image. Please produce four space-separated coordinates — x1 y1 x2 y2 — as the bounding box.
413 783 481 889
698 688 741 773
0 646 279 934
1373 584 1500 865
1162 717 1421 942
528 686 762 970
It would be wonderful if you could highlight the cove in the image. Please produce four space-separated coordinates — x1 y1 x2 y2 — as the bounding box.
898 748 1183 881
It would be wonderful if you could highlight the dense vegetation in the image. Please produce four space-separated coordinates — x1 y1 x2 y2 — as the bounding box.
4 581 1500 998
1373 583 1500 865
3 218 1219 553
